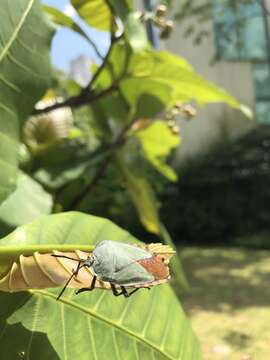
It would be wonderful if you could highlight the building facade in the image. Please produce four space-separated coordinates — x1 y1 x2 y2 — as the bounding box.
162 0 270 162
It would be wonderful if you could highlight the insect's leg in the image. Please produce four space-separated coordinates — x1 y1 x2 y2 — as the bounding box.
120 286 130 297
110 284 129 297
126 287 150 296
75 275 97 295
56 261 84 300
126 288 140 297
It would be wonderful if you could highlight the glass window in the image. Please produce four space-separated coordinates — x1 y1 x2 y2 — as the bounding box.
213 0 267 61
253 63 270 98
255 101 270 124
252 63 270 123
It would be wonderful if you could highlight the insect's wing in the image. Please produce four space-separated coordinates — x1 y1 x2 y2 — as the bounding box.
112 261 154 286
95 240 151 262
92 240 152 280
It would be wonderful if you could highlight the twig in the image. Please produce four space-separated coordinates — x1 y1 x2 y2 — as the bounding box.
32 84 118 115
32 31 124 116
84 35 104 62
67 117 137 210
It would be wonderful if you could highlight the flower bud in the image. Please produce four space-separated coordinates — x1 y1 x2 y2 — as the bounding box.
160 20 174 39
183 105 196 117
172 125 180 134
156 4 167 17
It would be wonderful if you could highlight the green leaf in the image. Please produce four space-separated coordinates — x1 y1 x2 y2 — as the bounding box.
0 0 54 204
126 12 150 52
42 5 103 59
110 0 133 19
0 172 52 231
71 0 113 31
42 5 86 37
159 223 189 291
34 148 107 189
121 50 250 113
135 121 180 181
71 0 132 31
118 159 161 234
0 212 201 360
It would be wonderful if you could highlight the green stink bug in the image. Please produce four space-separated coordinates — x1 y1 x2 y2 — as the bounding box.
53 240 174 300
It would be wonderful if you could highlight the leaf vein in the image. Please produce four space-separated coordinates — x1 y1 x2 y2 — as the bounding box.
27 296 42 360
7 51 47 80
112 328 122 360
134 341 140 360
61 303 68 360
0 103 16 117
34 290 174 360
0 0 34 63
0 74 21 93
87 317 98 360
141 291 158 336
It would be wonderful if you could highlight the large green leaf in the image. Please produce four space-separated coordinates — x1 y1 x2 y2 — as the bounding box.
159 223 189 292
71 0 132 31
0 0 54 204
135 121 181 181
0 172 52 233
71 0 113 31
126 12 150 52
117 159 160 234
121 50 251 115
0 212 201 359
42 5 92 44
42 5 104 60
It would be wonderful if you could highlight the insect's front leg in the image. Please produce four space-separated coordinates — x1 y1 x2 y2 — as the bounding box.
75 275 97 295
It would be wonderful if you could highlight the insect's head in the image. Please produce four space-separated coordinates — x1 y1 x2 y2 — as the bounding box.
83 255 95 268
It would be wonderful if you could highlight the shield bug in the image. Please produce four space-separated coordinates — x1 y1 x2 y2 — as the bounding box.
52 240 174 300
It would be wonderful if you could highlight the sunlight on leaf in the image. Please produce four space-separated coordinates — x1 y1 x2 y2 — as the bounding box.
135 121 181 181
0 172 52 230
121 50 251 115
71 0 113 31
118 160 160 234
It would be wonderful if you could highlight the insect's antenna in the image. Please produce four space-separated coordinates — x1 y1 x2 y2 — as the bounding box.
51 254 81 262
56 273 75 301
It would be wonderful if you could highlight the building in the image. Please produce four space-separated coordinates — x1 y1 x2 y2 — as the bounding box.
69 55 95 87
160 0 270 162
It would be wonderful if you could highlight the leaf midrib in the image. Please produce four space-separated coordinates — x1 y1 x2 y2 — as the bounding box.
0 0 34 63
33 290 174 360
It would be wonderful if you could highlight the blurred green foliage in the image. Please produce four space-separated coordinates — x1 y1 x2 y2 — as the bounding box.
161 125 270 248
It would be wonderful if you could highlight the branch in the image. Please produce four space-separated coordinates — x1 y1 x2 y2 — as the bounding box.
67 117 137 210
84 35 104 62
32 32 124 116
32 84 118 115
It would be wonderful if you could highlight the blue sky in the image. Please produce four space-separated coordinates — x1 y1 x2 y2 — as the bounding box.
42 0 110 72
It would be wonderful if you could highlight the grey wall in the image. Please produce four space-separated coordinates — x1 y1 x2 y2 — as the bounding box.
163 4 256 163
